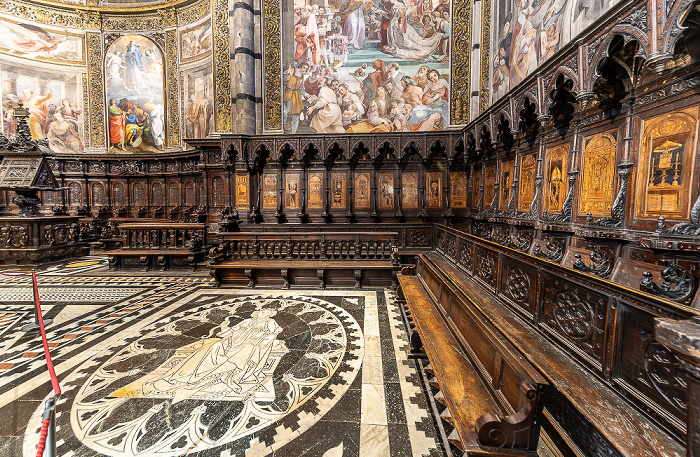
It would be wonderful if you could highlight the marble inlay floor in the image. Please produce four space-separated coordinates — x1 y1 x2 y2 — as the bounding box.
0 260 449 457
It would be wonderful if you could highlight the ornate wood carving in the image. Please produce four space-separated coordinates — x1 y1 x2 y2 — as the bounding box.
573 250 612 278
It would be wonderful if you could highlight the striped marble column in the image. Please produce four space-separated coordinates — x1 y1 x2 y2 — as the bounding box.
231 0 260 134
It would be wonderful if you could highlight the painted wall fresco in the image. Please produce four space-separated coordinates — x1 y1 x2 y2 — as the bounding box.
182 64 213 139
0 19 84 64
491 0 622 102
181 21 212 62
283 0 451 134
0 62 84 153
106 35 165 153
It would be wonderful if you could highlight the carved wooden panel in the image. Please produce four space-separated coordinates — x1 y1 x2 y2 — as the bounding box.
92 183 105 206
113 183 126 206
451 171 467 209
457 238 474 275
402 172 418 209
426 172 443 209
541 275 608 368
211 177 225 207
262 174 277 209
235 175 249 210
616 302 687 435
378 172 394 210
474 244 498 291
168 182 179 206
133 183 145 206
285 173 300 210
636 107 698 220
407 228 431 248
331 172 346 209
484 164 496 208
472 167 482 209
307 172 323 210
152 183 164 206
545 144 569 213
500 159 514 209
499 257 537 317
69 182 82 206
185 182 195 206
580 131 617 216
355 172 371 209
519 153 537 211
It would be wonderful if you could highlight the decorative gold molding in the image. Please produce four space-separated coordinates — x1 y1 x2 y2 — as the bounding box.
5 0 201 14
82 73 89 143
77 9 101 29
102 15 167 31
158 6 177 27
0 0 84 27
262 0 282 131
212 0 231 133
166 29 181 147
86 32 105 148
177 0 210 25
451 0 472 125
479 0 491 113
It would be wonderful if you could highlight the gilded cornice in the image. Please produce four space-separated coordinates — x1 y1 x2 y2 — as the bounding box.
5 0 200 14
0 0 208 29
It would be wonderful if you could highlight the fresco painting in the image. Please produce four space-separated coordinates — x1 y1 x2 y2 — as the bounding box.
181 22 212 61
283 0 451 134
0 19 83 63
183 65 213 139
106 35 165 153
491 0 621 102
1 63 84 154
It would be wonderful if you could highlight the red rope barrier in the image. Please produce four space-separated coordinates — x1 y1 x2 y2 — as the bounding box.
0 271 32 277
31 271 61 396
35 417 51 457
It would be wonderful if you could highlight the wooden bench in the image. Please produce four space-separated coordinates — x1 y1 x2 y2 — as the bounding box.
397 270 549 455
104 222 206 271
208 231 399 288
414 249 686 457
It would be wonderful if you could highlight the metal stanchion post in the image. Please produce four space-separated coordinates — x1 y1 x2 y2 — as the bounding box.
22 269 51 332
41 396 57 457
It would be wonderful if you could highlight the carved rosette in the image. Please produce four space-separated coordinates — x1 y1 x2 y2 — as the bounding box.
86 32 106 148
450 0 471 125
479 0 491 113
262 0 282 130
165 30 180 147
213 0 232 133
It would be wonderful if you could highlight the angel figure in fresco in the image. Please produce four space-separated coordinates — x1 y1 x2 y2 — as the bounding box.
138 309 287 403
0 22 67 54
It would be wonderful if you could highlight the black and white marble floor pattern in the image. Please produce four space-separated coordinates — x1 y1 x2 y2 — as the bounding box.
0 264 448 456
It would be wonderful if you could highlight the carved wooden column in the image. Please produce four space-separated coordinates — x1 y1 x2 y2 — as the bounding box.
655 316 700 457
527 115 549 220
444 157 454 219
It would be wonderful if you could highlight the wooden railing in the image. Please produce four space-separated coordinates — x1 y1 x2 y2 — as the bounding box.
211 231 399 264
119 222 205 251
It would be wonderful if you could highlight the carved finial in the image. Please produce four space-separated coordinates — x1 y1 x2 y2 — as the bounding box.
586 212 593 224
657 216 666 232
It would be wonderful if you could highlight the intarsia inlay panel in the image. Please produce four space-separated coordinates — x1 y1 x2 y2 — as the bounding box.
636 107 698 220
580 131 617 216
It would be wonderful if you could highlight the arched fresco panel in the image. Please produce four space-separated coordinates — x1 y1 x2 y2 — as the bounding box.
106 35 165 153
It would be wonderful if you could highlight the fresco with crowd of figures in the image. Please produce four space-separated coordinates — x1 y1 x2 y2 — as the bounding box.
0 61 84 153
283 0 452 134
491 0 623 102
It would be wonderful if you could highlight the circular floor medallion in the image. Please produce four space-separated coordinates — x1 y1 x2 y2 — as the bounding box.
62 295 362 456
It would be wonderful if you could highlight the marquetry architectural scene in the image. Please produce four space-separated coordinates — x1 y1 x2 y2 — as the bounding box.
1 0 700 456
